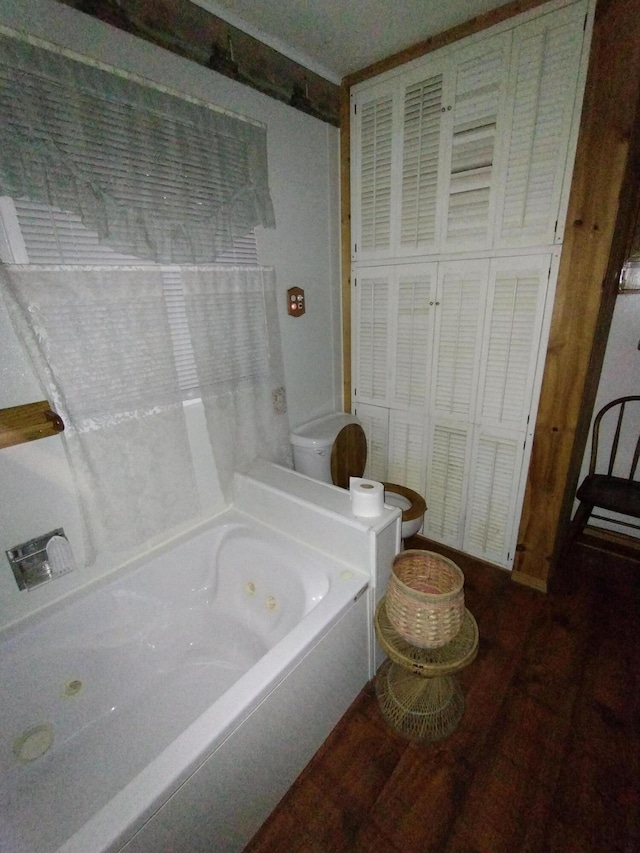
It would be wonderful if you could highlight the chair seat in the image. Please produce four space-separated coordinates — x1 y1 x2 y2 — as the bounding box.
576 474 640 517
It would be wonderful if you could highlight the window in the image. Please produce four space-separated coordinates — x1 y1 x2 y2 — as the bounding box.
0 29 274 265
0 197 261 399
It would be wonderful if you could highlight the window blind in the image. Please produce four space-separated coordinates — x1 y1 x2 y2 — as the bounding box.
0 29 275 264
9 198 260 399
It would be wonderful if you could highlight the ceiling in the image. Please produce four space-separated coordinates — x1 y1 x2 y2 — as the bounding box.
193 0 510 83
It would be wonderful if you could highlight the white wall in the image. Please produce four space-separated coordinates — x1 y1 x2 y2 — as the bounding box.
0 0 342 628
575 292 640 536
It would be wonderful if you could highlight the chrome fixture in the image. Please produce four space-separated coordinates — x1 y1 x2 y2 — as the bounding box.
6 528 76 591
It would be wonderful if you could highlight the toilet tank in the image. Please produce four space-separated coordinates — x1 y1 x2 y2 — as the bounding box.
290 413 360 483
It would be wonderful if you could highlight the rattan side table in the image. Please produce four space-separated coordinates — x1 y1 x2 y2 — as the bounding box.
374 596 479 742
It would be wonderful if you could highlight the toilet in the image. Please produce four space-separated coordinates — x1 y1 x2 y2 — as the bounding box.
290 413 427 541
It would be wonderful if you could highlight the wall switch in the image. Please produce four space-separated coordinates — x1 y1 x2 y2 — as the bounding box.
287 287 305 316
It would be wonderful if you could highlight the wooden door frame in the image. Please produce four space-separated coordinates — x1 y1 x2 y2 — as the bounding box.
340 0 640 589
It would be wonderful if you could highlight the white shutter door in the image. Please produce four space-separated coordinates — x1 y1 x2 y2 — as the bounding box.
353 268 392 406
423 420 471 547
352 402 389 482
390 264 436 410
441 33 510 251
477 255 551 428
388 409 427 493
431 260 488 421
464 429 523 564
399 69 445 254
495 1 588 248
352 85 396 259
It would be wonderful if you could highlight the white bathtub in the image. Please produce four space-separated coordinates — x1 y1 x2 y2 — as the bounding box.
0 509 370 853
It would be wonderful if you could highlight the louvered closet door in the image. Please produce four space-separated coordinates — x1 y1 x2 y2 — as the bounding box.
387 266 434 503
352 268 393 406
353 264 435 491
351 402 389 482
398 65 446 256
388 409 427 494
351 80 398 261
440 33 510 252
494 0 588 249
464 428 524 564
431 260 489 423
476 255 551 429
423 260 489 546
423 420 472 547
465 255 553 565
389 264 436 409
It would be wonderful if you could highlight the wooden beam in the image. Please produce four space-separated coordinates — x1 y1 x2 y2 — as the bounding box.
53 0 340 126
513 0 640 586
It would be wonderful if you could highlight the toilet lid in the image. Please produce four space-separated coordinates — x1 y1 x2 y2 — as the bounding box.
331 424 367 488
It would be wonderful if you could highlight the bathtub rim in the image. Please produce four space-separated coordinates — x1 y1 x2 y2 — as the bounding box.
2 508 369 853
57 572 368 853
0 502 367 643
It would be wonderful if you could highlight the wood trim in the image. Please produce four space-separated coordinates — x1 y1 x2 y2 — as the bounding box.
54 0 340 125
514 0 640 587
510 570 548 593
342 0 552 88
0 401 64 449
405 533 512 577
340 83 352 411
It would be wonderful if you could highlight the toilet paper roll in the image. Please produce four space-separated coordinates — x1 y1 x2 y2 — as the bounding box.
350 477 385 517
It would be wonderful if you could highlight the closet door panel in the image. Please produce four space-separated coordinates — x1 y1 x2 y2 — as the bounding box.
399 66 446 255
388 409 427 494
494 0 588 248
441 33 511 252
464 428 524 565
352 402 389 482
431 260 489 423
351 81 399 261
390 264 437 409
423 419 472 547
352 267 393 407
477 255 551 429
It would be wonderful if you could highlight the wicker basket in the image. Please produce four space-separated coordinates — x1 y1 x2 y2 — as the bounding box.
386 550 465 648
375 659 465 742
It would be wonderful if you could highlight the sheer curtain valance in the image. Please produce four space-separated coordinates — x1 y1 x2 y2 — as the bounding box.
0 30 276 263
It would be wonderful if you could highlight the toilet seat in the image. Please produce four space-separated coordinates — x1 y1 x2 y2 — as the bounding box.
330 424 427 524
382 482 427 521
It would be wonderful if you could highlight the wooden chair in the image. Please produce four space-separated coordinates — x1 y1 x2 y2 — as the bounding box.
568 395 640 541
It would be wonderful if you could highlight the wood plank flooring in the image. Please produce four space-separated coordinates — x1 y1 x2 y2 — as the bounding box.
245 538 640 852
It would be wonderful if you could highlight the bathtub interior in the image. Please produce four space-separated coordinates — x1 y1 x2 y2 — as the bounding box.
0 509 352 853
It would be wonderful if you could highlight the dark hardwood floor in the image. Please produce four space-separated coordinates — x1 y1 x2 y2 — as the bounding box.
245 537 640 852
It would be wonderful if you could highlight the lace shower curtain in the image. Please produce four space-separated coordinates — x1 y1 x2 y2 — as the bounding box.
1 266 200 561
181 266 292 496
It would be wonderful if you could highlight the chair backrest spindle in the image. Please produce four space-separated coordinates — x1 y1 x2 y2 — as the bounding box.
608 402 626 477
631 433 640 482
